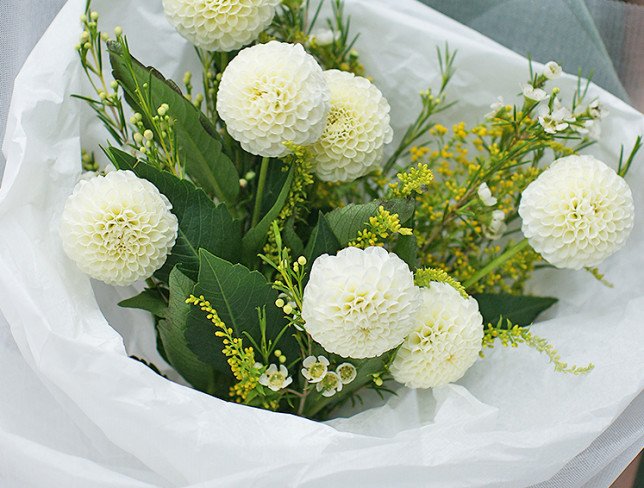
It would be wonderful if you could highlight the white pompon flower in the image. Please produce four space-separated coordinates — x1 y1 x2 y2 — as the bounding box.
309 70 393 182
477 182 497 206
59 171 178 286
259 364 293 392
316 371 343 397
162 0 280 52
519 155 634 269
336 363 357 385
391 283 483 389
301 355 329 383
543 61 562 80
302 247 420 359
521 83 547 102
216 41 330 157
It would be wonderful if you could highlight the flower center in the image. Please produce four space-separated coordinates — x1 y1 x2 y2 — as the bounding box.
101 208 145 256
308 363 326 379
320 373 339 391
268 371 285 388
324 105 358 142
248 78 291 114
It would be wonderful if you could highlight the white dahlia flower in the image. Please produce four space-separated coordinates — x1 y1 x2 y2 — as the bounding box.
216 41 330 157
391 283 483 389
60 171 178 286
519 155 634 269
309 70 393 182
162 0 280 52
301 247 419 359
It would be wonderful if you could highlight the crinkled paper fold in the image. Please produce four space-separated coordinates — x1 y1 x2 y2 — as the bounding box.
0 0 642 486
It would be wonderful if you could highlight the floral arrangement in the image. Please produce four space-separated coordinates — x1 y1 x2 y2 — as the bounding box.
61 0 640 420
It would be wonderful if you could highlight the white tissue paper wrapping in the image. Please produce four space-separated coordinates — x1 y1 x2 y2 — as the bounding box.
0 0 642 486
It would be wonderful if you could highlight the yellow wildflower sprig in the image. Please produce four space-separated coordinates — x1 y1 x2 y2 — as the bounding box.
263 143 315 259
402 116 546 294
584 267 614 288
259 223 308 332
75 10 130 147
389 163 434 197
414 267 468 298
481 319 594 375
349 205 412 248
185 294 274 406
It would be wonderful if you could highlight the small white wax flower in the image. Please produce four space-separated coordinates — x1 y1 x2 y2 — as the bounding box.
259 364 293 392
316 371 343 397
301 355 329 383
391 283 483 389
538 102 574 134
484 210 507 240
302 247 419 359
519 155 634 269
588 100 607 120
309 69 393 182
336 363 357 384
162 0 280 52
310 28 336 46
60 170 178 286
485 96 505 119
543 61 562 80
477 182 497 206
217 41 330 157
575 120 601 140
521 83 547 102
587 120 601 140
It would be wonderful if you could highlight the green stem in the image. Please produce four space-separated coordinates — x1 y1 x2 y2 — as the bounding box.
251 156 270 227
463 238 530 289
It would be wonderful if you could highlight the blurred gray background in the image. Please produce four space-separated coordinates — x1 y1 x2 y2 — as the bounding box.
0 1 642 486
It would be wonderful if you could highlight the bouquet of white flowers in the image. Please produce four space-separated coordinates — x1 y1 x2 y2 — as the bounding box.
52 0 639 420
1 0 642 485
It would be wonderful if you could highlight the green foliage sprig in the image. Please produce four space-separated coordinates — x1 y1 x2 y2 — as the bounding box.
482 319 594 375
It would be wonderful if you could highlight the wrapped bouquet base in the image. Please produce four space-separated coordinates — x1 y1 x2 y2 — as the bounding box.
0 0 642 486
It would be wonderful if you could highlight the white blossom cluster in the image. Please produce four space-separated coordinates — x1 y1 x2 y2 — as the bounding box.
302 247 485 389
162 1 395 182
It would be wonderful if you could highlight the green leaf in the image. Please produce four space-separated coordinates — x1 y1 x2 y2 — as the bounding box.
158 267 227 395
190 250 298 366
325 198 416 245
118 289 167 317
304 213 341 265
474 293 558 326
283 217 305 258
393 233 419 270
107 148 242 282
108 41 239 204
241 165 295 265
